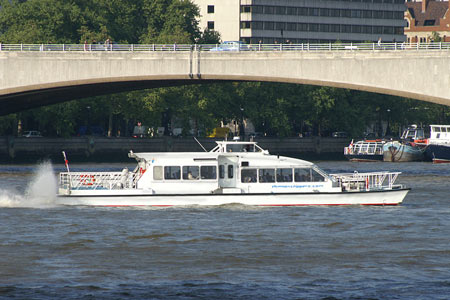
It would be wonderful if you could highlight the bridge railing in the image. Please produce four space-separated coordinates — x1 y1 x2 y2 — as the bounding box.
1 42 450 52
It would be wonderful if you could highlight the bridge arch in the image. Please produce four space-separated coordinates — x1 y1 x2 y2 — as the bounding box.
1 47 449 115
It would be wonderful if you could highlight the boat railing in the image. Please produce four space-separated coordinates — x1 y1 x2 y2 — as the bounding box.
59 171 138 190
345 142 384 155
330 171 402 191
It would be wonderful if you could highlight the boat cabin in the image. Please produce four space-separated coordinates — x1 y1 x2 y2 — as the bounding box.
428 125 450 144
401 125 425 141
129 140 337 194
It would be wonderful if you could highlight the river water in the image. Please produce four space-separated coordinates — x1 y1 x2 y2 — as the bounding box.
0 161 449 299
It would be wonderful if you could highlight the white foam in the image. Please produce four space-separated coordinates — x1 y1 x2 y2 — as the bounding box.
0 161 58 208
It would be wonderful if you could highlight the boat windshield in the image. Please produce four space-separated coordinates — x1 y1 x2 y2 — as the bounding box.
226 143 259 153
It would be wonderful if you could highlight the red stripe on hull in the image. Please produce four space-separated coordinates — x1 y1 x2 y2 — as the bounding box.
96 203 400 207
432 158 450 164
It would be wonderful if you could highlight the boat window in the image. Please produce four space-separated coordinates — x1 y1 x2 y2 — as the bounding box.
276 168 293 182
164 166 181 180
294 168 311 182
406 130 415 138
226 143 256 153
201 166 217 180
311 169 325 182
442 127 447 133
228 165 234 179
153 166 163 180
183 166 199 180
241 169 257 183
259 168 275 183
434 127 441 132
219 165 225 179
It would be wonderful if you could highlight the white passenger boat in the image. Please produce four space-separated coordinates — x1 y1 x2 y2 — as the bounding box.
57 140 409 206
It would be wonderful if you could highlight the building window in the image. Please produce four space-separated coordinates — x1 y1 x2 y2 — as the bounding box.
240 21 251 29
309 23 319 32
252 21 263 30
264 22 275 30
207 5 214 14
287 7 297 15
320 8 329 17
207 21 214 30
275 6 286 15
241 5 251 13
264 6 275 14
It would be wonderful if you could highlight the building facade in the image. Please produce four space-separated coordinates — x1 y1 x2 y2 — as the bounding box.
193 0 407 44
405 0 450 43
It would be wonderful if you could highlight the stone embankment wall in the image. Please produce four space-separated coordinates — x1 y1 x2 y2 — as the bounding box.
0 136 350 162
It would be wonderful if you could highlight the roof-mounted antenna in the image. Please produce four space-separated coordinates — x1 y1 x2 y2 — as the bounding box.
194 136 208 152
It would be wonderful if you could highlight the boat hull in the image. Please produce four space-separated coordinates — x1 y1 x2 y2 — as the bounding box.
425 144 450 163
383 141 424 162
57 188 410 207
344 154 383 162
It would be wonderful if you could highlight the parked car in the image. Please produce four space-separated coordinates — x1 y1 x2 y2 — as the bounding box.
22 130 42 137
332 131 348 138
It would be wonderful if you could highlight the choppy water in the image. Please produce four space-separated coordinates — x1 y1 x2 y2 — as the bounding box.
0 161 449 299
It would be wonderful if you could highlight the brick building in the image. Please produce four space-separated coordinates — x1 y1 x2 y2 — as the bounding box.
405 0 450 42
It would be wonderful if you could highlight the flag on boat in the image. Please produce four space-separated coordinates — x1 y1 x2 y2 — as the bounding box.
62 151 70 173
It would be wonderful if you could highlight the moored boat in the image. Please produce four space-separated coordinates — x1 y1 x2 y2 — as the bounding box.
424 125 450 163
383 125 426 162
344 139 385 162
383 141 424 162
57 139 409 206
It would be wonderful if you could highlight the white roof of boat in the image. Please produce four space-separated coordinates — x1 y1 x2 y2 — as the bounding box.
131 151 314 167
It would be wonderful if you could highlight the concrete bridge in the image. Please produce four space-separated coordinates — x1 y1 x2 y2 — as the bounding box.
1 43 450 116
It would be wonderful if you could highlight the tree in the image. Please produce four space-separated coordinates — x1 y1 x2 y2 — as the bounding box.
431 31 442 43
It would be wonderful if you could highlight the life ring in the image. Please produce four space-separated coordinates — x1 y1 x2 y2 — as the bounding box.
80 174 95 186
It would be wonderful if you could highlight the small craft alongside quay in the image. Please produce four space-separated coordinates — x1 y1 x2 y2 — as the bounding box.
344 140 385 162
383 125 426 162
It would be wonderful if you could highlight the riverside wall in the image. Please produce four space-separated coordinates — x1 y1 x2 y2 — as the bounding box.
0 136 350 163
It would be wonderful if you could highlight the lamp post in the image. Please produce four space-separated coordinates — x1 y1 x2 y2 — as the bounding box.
86 106 91 135
240 107 245 139
386 108 391 137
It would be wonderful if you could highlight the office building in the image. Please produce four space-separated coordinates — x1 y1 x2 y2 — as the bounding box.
193 0 407 43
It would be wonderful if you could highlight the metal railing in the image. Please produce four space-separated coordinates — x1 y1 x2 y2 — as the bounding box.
59 171 139 191
1 42 450 53
330 171 402 191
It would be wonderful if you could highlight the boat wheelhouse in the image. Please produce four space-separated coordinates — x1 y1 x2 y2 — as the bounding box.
58 140 409 206
344 140 385 162
424 125 450 163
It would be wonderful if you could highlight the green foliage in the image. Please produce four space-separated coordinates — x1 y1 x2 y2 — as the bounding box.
197 29 221 44
431 31 442 42
1 0 449 138
0 0 200 44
